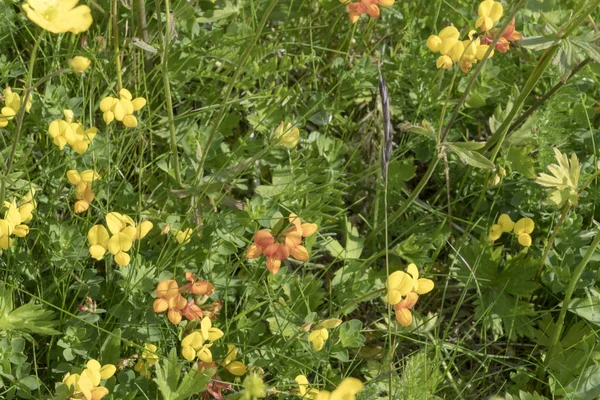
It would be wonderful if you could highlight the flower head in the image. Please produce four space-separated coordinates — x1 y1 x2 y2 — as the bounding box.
0 87 32 128
100 89 146 128
23 0 93 34
222 344 247 376
62 359 116 400
273 122 300 149
134 344 158 378
181 317 224 362
0 189 36 249
48 109 98 153
297 376 363 400
246 213 317 275
69 56 92 73
87 212 152 266
514 217 534 247
67 169 100 213
475 0 503 32
345 0 394 24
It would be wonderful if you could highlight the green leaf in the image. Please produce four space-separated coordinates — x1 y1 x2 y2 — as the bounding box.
99 328 121 366
568 295 600 325
339 320 365 348
447 144 495 170
506 147 536 179
518 35 560 51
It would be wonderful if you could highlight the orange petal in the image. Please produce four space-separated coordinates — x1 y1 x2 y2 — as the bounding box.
254 230 274 248
291 245 309 261
266 258 281 274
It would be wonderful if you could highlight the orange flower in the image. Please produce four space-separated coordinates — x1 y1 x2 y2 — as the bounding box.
345 0 394 23
153 275 214 326
393 292 419 327
481 18 522 53
246 213 317 274
181 271 215 296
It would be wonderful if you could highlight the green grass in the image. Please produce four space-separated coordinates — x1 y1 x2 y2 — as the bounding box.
1 0 600 399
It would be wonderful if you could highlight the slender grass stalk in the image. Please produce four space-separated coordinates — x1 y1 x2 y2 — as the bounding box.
0 31 44 207
540 229 600 377
535 169 600 279
112 0 122 91
160 0 182 185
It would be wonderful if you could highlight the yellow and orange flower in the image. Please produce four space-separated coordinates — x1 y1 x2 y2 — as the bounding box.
386 264 434 327
345 0 394 24
153 273 215 326
246 213 317 274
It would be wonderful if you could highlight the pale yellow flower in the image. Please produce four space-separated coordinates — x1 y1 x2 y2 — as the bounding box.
23 0 93 34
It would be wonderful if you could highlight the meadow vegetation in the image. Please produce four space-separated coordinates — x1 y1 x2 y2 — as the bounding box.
1 0 600 399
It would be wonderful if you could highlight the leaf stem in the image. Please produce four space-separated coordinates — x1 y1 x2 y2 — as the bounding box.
160 0 182 185
0 31 44 206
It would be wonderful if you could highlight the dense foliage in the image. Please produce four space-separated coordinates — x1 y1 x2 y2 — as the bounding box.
1 0 600 399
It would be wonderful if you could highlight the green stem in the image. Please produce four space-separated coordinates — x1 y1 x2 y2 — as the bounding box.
112 0 123 91
535 169 600 280
191 0 279 186
484 46 559 154
161 0 181 185
0 31 44 206
545 229 600 369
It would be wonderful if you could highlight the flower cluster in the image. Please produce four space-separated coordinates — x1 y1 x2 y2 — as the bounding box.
0 87 32 128
62 360 116 400
152 272 215 325
67 170 100 213
87 212 153 266
306 318 342 351
246 213 317 275
181 317 224 362
386 263 434 327
481 18 522 53
0 189 36 249
426 0 521 73
100 89 147 128
426 27 493 73
48 110 98 154
23 0 93 34
343 0 395 24
133 343 158 378
295 375 363 400
489 214 535 247
273 121 300 149
222 344 247 376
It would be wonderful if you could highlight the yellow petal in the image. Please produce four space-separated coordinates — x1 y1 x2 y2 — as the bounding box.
182 345 196 361
100 364 116 379
88 225 110 246
122 114 138 128
114 251 131 266
514 218 535 235
415 278 434 295
226 361 247 376
106 212 124 234
131 97 146 111
426 35 442 52
89 244 106 260
518 233 532 247
498 214 515 232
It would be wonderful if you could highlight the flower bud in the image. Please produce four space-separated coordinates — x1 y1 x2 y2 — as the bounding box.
69 56 91 73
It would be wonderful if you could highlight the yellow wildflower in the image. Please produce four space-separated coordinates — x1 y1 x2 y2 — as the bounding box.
273 122 300 149
514 217 534 247
134 343 158 378
62 359 116 400
23 0 93 34
69 56 92 73
181 317 224 362
475 0 503 32
67 169 100 213
48 110 98 153
173 228 192 244
313 377 364 400
307 328 328 351
100 89 146 128
222 344 247 376
0 87 31 128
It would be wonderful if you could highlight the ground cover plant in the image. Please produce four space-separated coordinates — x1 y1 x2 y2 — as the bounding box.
0 0 600 398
